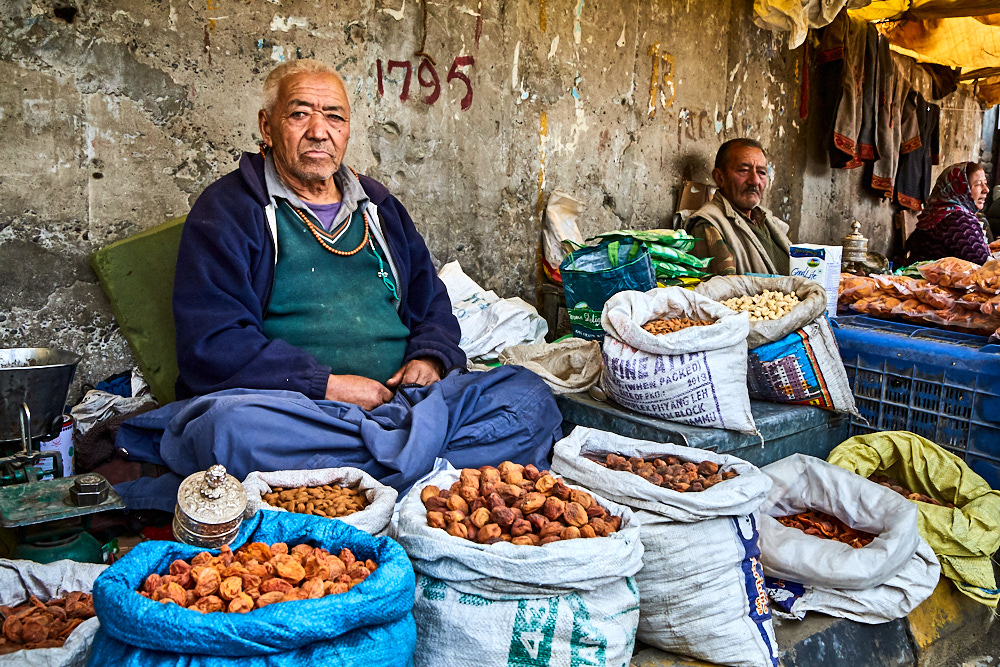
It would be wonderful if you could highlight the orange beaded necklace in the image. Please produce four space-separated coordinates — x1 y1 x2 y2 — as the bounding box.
288 204 370 257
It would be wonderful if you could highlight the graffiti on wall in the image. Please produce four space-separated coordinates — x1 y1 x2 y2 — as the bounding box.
376 56 476 110
647 44 675 119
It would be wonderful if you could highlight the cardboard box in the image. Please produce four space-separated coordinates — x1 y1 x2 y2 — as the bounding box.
789 244 843 318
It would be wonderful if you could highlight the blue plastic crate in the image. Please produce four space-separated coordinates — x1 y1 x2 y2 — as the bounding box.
831 316 1000 489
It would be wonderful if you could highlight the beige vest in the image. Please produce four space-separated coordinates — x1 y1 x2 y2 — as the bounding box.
688 192 792 275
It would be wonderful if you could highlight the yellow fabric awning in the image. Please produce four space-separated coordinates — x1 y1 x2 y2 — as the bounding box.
847 2 1000 104
755 0 1000 103
850 1 1000 21
849 3 1000 71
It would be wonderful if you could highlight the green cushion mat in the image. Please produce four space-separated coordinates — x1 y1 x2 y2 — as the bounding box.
90 216 186 404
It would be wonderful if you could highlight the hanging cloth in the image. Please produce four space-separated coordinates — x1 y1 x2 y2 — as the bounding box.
894 91 939 211
871 51 914 198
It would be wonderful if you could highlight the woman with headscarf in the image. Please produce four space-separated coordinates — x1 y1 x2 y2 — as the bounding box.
906 162 991 264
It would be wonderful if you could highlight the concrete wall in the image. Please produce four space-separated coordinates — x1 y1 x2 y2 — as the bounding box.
0 0 986 398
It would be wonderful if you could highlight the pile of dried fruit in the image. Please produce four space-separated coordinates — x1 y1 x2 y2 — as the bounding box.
592 453 738 493
139 542 377 613
721 291 800 321
641 318 715 335
262 484 368 518
422 461 620 546
0 592 94 654
869 474 954 507
776 510 876 548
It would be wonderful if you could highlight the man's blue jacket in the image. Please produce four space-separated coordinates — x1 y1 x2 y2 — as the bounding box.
173 151 465 400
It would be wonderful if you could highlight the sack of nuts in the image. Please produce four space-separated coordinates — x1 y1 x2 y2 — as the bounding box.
396 463 643 667
242 467 397 537
551 427 779 667
0 559 107 666
758 454 939 623
696 275 859 416
87 510 417 666
600 287 758 435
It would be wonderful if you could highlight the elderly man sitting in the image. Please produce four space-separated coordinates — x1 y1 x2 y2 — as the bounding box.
687 138 792 276
114 59 560 510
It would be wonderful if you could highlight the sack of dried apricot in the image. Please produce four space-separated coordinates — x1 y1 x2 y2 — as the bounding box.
552 427 778 667
0 559 107 665
396 462 643 667
758 454 939 623
87 510 416 666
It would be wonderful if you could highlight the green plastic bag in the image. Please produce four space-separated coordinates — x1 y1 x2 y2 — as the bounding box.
589 229 697 253
893 261 934 278
828 431 1000 608
647 244 711 269
653 260 710 280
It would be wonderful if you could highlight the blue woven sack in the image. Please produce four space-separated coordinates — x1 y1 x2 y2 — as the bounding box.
86 510 416 667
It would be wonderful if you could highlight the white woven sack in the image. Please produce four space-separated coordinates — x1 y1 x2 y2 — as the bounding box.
693 275 828 349
0 559 107 667
758 454 921 590
693 276 859 415
766 537 939 623
552 427 778 667
600 288 757 435
499 338 602 395
242 467 397 536
397 467 644 667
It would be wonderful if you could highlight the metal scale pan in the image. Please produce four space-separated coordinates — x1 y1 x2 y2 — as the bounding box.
0 348 123 531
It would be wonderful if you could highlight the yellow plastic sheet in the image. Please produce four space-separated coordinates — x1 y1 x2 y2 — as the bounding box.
828 431 1000 608
851 1 1000 21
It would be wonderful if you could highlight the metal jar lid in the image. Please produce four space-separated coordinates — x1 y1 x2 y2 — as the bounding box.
173 465 247 548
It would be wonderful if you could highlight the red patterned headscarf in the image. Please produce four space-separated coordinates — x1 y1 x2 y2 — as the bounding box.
915 162 980 231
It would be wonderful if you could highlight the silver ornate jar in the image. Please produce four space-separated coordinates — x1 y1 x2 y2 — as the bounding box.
173 465 247 549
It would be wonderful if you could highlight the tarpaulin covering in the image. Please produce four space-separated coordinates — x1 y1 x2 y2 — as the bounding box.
828 431 1000 608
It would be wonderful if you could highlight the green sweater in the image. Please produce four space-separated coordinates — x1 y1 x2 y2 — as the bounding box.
262 200 409 385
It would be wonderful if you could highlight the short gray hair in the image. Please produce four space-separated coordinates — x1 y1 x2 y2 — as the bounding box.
715 138 767 170
262 59 345 113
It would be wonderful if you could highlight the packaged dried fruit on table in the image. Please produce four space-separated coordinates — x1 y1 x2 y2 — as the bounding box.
954 290 994 310
421 461 621 546
870 274 918 297
776 510 876 548
641 317 714 335
910 280 962 309
838 274 878 304
916 257 981 287
850 293 901 317
137 542 378 613
890 298 936 322
954 259 1000 293
0 592 95 653
589 452 739 493
261 484 368 518
928 307 1000 334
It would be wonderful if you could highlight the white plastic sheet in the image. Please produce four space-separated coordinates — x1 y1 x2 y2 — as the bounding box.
438 261 547 362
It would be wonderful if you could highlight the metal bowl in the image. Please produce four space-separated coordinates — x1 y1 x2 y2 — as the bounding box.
0 348 81 446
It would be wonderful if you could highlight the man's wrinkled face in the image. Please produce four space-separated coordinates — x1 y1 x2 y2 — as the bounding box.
259 71 351 189
969 168 988 211
713 146 769 215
